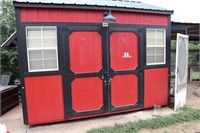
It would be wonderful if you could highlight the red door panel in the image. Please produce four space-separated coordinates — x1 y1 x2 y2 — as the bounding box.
110 31 139 110
111 74 138 107
110 32 138 71
69 31 102 73
24 75 64 124
71 77 103 112
144 68 168 108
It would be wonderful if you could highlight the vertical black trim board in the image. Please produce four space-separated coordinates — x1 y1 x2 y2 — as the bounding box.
61 29 73 118
57 27 69 119
15 7 28 125
101 27 109 112
56 27 65 72
138 28 146 107
105 26 111 112
167 16 172 106
20 26 29 73
143 28 147 67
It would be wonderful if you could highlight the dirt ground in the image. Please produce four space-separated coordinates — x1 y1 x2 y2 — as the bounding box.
185 81 200 109
139 81 200 133
0 82 199 133
0 104 175 133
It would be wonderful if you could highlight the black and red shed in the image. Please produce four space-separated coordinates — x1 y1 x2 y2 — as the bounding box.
13 0 173 125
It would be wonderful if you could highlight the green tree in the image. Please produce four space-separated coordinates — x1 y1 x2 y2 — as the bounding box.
0 48 19 84
0 0 18 84
0 0 15 44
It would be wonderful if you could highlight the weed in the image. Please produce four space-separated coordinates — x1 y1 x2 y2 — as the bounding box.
87 107 200 133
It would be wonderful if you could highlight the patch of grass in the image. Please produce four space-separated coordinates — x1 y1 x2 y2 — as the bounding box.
86 107 200 133
192 71 200 80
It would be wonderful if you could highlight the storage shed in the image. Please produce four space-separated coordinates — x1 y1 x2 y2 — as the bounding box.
13 0 173 125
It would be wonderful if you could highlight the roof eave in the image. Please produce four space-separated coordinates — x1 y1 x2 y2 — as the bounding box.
1 31 17 48
13 2 173 15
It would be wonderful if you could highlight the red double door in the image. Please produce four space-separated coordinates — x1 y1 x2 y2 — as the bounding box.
65 25 143 117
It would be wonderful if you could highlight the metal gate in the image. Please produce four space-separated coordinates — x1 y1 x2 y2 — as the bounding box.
63 24 143 117
174 33 189 111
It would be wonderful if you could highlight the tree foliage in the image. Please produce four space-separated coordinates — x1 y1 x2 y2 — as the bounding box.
171 40 200 68
0 0 18 84
0 0 15 44
171 40 200 50
0 48 19 83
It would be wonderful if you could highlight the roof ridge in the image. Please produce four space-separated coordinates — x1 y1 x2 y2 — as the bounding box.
108 0 141 3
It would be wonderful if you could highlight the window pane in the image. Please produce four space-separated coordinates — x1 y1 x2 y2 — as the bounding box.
29 50 43 60
146 28 166 65
156 47 164 55
43 38 57 47
147 47 155 55
156 30 164 38
42 27 56 37
27 38 42 48
27 27 41 38
44 60 57 69
26 26 59 72
43 50 58 69
29 60 43 70
147 56 155 64
156 55 164 63
147 29 155 37
43 50 57 59
156 38 164 45
147 38 155 46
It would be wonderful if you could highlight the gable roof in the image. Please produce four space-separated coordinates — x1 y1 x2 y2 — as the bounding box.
13 0 173 15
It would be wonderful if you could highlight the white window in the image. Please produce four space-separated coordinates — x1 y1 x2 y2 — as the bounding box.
26 26 59 72
146 29 166 65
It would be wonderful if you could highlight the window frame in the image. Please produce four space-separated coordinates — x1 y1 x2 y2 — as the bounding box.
146 28 166 65
26 26 59 72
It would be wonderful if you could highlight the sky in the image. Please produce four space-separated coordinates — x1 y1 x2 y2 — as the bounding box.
140 0 200 23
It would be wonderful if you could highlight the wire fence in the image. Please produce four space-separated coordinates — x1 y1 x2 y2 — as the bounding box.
171 49 200 83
